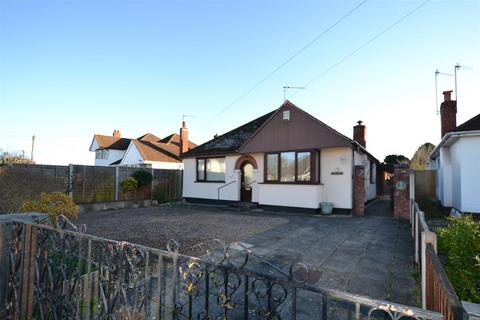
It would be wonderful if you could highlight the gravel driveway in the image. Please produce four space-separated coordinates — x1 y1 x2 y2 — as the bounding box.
74 203 288 255
74 201 418 306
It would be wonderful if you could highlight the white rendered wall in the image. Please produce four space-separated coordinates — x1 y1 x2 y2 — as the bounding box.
183 154 264 201
94 149 125 166
121 142 144 166
146 161 183 170
439 147 453 207
258 184 321 209
90 139 126 166
456 136 480 212
449 141 463 210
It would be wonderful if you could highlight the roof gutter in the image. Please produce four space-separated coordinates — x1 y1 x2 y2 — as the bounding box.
430 130 480 159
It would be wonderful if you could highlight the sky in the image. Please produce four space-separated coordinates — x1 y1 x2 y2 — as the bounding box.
1 0 479 165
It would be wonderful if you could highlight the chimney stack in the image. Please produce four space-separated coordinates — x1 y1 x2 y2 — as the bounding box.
113 130 121 138
180 121 189 154
353 120 366 148
440 90 457 138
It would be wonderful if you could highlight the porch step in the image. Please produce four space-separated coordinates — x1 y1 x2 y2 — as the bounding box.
228 202 259 211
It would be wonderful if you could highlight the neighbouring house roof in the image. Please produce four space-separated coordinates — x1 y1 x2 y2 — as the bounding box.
92 131 197 164
94 135 131 150
452 113 480 132
132 134 197 163
430 113 480 159
181 111 275 157
182 100 379 163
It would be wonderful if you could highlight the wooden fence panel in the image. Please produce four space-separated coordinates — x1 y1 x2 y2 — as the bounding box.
1 164 183 209
72 165 116 204
426 244 465 320
152 169 182 202
414 170 437 199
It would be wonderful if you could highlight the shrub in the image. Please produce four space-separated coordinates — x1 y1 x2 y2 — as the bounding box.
20 192 79 223
132 170 152 187
438 215 480 302
120 176 138 200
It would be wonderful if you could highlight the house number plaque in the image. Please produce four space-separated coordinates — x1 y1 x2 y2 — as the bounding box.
395 181 407 191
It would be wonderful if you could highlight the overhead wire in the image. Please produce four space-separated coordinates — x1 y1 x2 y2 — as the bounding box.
199 0 368 128
288 0 432 100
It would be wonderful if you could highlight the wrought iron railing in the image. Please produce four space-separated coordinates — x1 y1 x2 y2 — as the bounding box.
217 180 236 200
5 218 443 320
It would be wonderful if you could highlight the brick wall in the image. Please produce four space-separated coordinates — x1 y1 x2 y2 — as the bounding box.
393 166 410 220
353 165 365 216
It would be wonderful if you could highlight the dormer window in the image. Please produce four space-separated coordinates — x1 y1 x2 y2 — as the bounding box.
95 149 109 159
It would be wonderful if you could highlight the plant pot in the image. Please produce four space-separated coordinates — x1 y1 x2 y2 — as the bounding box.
320 202 334 215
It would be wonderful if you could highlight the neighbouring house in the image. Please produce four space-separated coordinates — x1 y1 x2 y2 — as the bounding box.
181 100 378 211
89 123 196 169
429 90 480 213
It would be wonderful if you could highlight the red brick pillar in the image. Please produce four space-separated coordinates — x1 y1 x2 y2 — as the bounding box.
353 165 365 216
393 166 410 220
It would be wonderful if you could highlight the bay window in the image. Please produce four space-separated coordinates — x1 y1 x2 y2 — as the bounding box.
265 151 317 184
196 157 225 182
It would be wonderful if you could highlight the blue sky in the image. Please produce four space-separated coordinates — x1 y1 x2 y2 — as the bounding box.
1 0 479 165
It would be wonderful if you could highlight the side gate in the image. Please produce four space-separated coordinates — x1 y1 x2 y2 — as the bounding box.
4 218 443 320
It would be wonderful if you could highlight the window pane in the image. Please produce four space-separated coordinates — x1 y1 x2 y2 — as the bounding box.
280 152 295 182
103 150 109 159
197 159 205 180
96 150 102 159
297 152 311 181
206 158 225 181
266 154 278 181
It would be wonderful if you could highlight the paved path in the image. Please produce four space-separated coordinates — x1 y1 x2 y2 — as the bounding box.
242 201 418 306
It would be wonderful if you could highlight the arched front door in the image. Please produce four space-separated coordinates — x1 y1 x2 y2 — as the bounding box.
240 161 254 202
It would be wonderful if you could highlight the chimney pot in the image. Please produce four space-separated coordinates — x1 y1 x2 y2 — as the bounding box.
113 130 121 138
214 133 218 139
443 90 453 102
353 121 366 148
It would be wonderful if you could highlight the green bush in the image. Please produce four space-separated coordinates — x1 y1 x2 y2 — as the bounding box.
132 170 152 187
20 192 79 223
120 176 137 200
438 215 480 302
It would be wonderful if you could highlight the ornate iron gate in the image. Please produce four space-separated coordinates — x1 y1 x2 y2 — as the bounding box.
5 217 443 320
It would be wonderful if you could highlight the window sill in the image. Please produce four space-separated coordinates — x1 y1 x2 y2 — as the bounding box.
194 180 226 183
259 181 323 186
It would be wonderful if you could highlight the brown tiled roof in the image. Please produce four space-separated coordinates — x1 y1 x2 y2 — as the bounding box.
94 135 131 150
453 113 480 132
137 133 162 142
133 134 197 162
94 132 196 162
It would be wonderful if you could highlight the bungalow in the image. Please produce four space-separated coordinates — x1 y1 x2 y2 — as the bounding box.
89 123 196 169
181 100 378 211
429 90 480 213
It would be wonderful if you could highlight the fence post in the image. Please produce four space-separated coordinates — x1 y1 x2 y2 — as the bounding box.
410 172 415 204
69 164 74 197
421 230 437 309
151 168 154 201
115 166 119 201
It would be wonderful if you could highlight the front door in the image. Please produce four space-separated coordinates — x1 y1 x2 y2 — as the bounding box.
240 161 254 202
